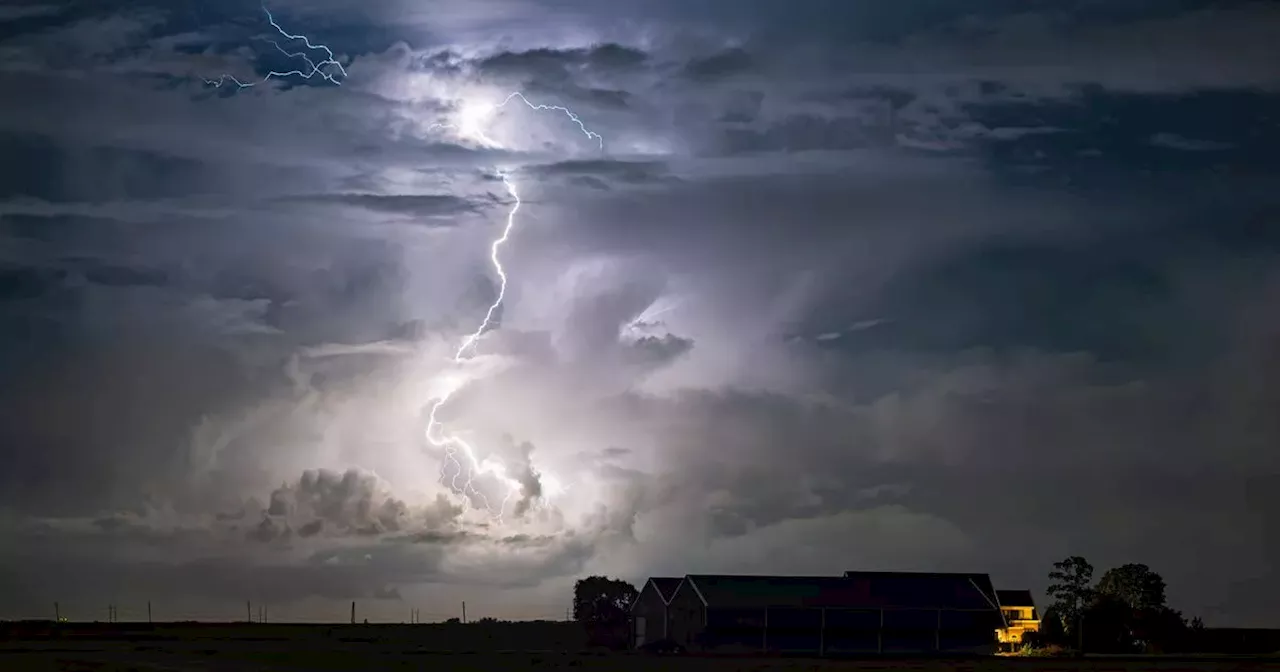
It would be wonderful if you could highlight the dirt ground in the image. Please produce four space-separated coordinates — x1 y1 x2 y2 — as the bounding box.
2 640 1277 672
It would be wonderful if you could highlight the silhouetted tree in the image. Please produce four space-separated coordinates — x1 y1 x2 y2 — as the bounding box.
572 575 638 624
1096 564 1167 612
1039 604 1069 646
572 575 638 650
1046 556 1094 649
1082 592 1137 653
1094 564 1187 652
1139 606 1190 653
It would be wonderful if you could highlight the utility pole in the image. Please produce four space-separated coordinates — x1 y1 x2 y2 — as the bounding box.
350 601 355 625
461 601 466 624
246 601 252 623
54 602 60 623
147 601 152 624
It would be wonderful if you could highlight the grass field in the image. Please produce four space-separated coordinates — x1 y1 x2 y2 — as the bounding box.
2 623 1276 671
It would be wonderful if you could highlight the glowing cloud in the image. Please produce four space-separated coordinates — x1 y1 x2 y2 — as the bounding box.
207 6 607 525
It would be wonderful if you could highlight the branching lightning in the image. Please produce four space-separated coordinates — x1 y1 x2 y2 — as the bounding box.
424 99 604 521
204 6 347 89
207 7 605 523
423 172 524 518
488 92 604 151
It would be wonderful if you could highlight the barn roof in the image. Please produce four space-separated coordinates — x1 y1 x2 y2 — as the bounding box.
844 571 1000 611
649 577 683 603
684 572 1002 611
996 589 1036 608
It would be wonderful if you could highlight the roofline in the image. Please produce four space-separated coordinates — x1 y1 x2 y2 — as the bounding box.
630 577 687 612
994 590 1037 607
674 573 1006 611
967 577 1001 611
682 576 708 606
842 570 994 577
629 579 657 613
969 577 1008 628
655 578 677 606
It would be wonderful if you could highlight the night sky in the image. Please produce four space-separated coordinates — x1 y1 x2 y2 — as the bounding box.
0 0 1277 626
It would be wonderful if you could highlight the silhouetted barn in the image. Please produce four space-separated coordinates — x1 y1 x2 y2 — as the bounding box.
663 572 1004 655
629 576 683 647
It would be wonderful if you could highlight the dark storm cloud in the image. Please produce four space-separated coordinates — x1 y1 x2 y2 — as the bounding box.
476 44 648 79
0 0 1278 627
682 48 754 83
588 340 1280 620
523 159 676 190
281 193 483 219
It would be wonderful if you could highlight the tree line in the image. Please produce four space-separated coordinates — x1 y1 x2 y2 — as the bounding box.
1036 556 1203 654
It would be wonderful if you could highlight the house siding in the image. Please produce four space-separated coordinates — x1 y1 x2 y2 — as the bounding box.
665 574 1001 656
666 580 707 648
630 581 670 647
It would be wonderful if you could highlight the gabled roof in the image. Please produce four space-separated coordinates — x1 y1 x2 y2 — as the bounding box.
631 576 684 611
996 589 1036 608
842 571 1000 611
650 577 683 603
684 572 1001 611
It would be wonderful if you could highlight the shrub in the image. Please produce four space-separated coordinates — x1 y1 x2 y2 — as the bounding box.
1011 643 1070 657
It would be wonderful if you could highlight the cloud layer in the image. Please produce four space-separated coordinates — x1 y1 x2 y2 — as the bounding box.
0 0 1277 626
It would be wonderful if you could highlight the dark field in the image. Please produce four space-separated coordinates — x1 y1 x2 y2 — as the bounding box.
2 623 1276 671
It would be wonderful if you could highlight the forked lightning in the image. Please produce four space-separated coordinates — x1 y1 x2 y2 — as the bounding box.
204 6 347 89
209 6 604 521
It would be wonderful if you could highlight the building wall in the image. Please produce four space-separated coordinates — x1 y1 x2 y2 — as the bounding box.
692 606 998 655
665 583 706 648
630 582 669 647
997 606 1040 645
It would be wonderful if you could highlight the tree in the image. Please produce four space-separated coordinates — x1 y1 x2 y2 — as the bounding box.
1137 606 1189 653
1039 604 1069 646
1096 564 1167 612
572 575 638 625
1094 564 1186 652
1082 592 1138 653
1046 555 1094 649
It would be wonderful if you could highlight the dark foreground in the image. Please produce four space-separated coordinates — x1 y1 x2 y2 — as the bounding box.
2 623 1277 671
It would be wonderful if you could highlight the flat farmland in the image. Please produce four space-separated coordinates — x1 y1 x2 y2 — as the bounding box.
1 624 1275 671
2 645 1276 672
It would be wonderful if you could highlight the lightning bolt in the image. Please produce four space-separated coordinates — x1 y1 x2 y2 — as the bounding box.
205 7 603 523
204 5 347 89
422 171 525 519
488 92 604 151
424 102 604 521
